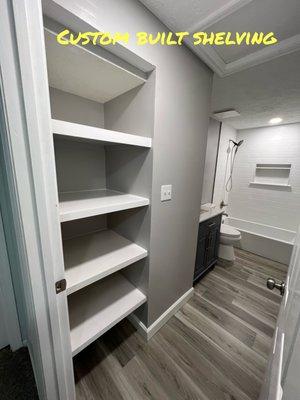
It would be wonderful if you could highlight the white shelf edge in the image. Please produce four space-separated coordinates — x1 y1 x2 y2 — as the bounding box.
59 189 150 222
44 26 148 83
69 274 146 356
250 182 292 188
45 27 147 103
66 250 147 295
52 119 152 148
64 230 148 295
256 167 291 170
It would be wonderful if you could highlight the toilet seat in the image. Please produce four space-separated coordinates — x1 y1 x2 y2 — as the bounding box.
220 224 241 238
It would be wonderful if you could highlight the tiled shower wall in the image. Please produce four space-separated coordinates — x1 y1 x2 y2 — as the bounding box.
228 123 300 232
212 122 237 209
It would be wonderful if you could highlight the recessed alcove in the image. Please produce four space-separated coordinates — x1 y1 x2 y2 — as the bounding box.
250 163 292 189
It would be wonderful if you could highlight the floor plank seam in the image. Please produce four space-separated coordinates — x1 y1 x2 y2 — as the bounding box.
73 249 286 400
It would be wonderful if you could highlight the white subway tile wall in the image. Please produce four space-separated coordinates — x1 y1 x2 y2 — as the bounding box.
213 123 237 208
228 123 300 232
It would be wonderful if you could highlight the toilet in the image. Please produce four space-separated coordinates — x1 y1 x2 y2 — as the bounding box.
218 224 241 261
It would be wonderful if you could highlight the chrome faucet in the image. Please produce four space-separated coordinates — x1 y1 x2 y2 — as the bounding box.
220 200 228 208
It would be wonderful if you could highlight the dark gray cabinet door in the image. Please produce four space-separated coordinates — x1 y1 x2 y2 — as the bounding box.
206 221 221 266
194 235 208 279
194 214 221 281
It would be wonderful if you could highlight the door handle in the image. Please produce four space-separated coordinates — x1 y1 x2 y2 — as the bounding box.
267 278 285 296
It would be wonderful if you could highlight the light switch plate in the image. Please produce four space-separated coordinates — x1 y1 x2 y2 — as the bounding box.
161 184 172 201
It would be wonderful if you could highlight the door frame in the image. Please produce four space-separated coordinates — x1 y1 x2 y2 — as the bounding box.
0 0 75 399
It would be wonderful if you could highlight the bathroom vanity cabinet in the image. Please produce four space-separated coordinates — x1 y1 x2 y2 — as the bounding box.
194 214 222 282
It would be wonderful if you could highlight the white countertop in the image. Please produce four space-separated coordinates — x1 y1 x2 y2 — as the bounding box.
199 207 224 223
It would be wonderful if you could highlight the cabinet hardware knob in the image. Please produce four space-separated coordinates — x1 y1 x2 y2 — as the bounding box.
266 278 285 296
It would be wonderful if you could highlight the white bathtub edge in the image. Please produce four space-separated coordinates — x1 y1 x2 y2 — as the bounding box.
226 217 295 265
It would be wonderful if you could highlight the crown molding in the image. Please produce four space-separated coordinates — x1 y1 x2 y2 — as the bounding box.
185 36 227 76
187 0 254 32
185 0 300 77
141 0 300 77
193 34 300 77
224 34 300 75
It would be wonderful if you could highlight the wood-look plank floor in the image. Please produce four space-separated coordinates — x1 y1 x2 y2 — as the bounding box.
74 249 287 400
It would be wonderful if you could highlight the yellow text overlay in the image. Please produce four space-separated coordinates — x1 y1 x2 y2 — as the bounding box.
56 30 278 47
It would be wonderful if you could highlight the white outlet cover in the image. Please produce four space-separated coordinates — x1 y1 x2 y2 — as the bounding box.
161 185 172 201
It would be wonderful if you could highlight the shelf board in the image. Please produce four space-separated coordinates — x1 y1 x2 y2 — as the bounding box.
45 29 146 103
52 119 152 148
68 273 146 356
64 230 147 295
250 182 291 188
59 189 149 222
256 167 290 170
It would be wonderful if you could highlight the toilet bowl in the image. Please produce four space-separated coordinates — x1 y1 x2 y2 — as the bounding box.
218 224 241 261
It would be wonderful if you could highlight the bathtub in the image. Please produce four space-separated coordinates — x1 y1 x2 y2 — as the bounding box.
225 217 296 265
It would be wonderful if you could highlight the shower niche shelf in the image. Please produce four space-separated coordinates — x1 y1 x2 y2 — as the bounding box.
250 163 292 189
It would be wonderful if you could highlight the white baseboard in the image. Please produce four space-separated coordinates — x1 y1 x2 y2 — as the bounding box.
128 287 194 341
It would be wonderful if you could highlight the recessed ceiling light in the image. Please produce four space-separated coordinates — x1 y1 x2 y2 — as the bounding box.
269 117 282 124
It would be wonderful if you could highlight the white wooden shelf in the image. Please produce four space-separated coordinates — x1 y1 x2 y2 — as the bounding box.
52 119 152 148
68 273 146 356
256 167 290 170
64 230 147 295
250 182 291 188
59 189 149 222
45 29 146 103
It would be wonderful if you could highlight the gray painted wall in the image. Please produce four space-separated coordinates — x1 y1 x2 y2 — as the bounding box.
50 88 107 193
201 118 220 205
49 87 105 128
105 75 155 321
49 89 108 236
47 0 212 325
54 139 106 193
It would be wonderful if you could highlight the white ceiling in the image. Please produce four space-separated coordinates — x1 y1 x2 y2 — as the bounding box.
212 50 300 130
140 0 300 129
210 0 300 63
140 0 300 77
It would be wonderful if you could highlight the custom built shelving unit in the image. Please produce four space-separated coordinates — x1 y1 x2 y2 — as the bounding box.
43 16 155 359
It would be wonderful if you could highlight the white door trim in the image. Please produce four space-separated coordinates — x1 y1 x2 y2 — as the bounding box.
0 0 75 399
